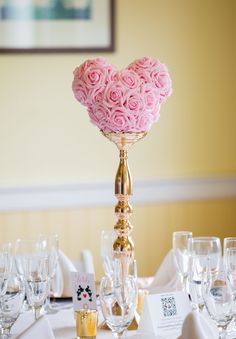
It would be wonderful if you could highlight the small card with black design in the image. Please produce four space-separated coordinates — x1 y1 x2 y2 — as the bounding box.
138 291 191 337
71 272 97 310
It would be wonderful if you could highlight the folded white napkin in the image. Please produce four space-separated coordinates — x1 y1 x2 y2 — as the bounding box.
178 311 218 339
16 316 55 339
80 249 95 274
52 250 77 298
148 249 182 294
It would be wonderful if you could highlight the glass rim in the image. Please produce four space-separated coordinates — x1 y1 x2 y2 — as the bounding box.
224 237 236 241
173 231 192 236
189 236 220 242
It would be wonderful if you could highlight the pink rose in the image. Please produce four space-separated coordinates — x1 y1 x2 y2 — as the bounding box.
154 72 172 103
128 56 158 71
103 82 125 108
118 69 141 89
88 104 111 130
141 84 159 112
109 108 135 132
88 85 106 107
124 90 144 114
72 80 89 106
83 66 107 90
134 112 154 131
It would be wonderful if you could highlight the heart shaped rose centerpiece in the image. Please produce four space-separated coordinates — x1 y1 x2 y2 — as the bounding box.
72 56 172 132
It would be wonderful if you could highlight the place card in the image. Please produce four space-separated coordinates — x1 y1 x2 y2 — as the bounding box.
138 291 191 337
71 272 97 311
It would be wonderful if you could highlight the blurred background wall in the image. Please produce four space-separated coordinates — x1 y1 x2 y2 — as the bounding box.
0 0 235 278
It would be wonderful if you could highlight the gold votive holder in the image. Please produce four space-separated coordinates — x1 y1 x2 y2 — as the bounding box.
76 309 98 339
137 289 149 315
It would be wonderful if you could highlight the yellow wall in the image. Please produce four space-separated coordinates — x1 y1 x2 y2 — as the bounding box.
0 0 236 278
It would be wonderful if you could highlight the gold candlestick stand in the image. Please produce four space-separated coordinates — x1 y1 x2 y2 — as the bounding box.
102 132 147 258
101 132 147 330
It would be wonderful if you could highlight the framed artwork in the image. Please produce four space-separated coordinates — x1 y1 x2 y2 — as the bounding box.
0 0 115 53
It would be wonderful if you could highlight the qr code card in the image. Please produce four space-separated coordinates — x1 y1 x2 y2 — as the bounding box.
161 296 177 317
138 291 191 337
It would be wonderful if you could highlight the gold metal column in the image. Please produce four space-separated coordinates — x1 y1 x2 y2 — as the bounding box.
102 132 147 258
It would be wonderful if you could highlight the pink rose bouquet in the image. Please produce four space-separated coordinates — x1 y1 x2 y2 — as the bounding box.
72 56 172 133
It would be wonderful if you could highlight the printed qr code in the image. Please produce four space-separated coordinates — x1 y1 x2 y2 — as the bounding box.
161 296 177 317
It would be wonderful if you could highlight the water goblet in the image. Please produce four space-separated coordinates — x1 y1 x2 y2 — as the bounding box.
0 272 25 339
19 248 49 320
202 269 234 339
172 231 192 291
224 247 236 334
99 274 138 338
224 238 236 268
188 236 222 311
224 238 236 252
225 248 236 294
38 234 59 314
15 239 43 312
0 243 12 298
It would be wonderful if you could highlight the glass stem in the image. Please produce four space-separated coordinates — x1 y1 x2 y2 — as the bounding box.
181 275 188 292
1 326 11 338
218 325 227 339
113 329 125 338
34 306 41 320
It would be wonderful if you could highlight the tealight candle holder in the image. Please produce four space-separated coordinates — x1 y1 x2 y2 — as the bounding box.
76 309 98 339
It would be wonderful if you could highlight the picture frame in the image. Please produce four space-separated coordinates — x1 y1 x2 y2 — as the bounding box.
0 0 115 53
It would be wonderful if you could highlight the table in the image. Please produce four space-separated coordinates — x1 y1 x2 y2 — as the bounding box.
11 305 138 339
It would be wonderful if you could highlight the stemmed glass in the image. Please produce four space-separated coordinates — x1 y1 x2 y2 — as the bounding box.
39 234 59 314
15 239 49 320
224 238 236 254
202 269 234 339
224 238 236 271
99 266 138 338
0 272 25 338
172 231 192 291
224 247 236 335
0 243 12 299
188 236 222 311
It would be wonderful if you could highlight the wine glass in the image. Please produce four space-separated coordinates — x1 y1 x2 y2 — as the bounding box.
202 269 234 339
224 247 236 335
188 236 222 311
38 234 59 314
0 272 25 338
15 239 49 320
24 254 49 320
172 231 192 291
99 274 138 338
101 230 116 277
225 248 236 294
0 243 12 298
224 238 236 268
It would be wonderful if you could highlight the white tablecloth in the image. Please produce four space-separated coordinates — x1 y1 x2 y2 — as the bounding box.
11 307 137 339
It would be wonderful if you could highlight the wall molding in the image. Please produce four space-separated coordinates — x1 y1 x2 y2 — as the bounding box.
0 176 235 212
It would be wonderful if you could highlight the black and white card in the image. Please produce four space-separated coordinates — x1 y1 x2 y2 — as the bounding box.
71 272 97 310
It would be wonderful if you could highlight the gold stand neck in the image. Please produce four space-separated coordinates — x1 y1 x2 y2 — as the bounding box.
102 131 147 257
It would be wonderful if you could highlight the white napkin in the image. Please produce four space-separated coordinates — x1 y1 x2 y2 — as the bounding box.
16 316 55 339
52 250 77 297
148 249 181 294
80 249 95 274
178 311 218 339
